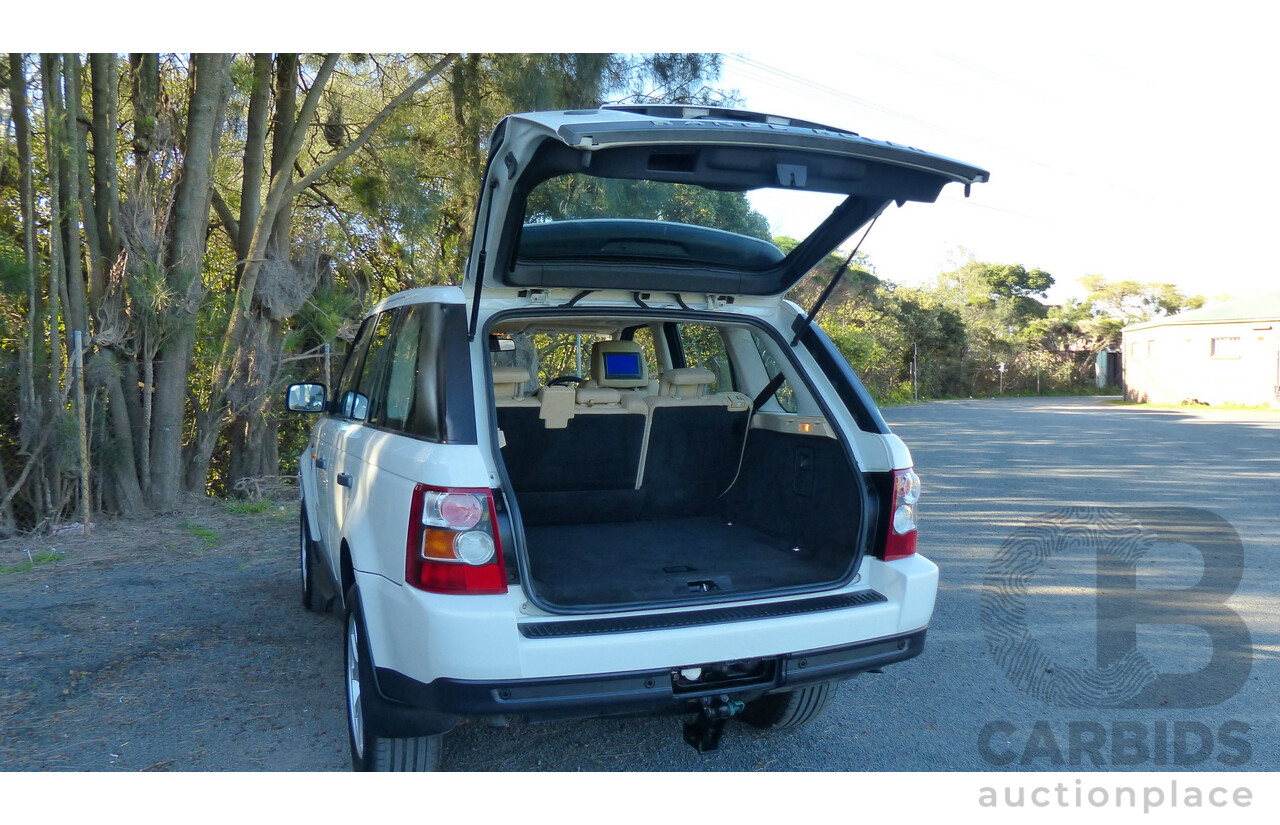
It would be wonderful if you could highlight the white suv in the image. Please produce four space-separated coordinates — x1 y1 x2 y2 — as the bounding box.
287 105 987 770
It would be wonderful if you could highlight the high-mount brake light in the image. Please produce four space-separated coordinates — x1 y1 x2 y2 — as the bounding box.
883 468 920 561
406 485 506 594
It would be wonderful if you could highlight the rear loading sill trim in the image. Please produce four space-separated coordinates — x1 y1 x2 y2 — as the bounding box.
518 590 887 638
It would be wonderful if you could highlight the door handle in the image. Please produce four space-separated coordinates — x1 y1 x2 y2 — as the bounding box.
337 473 353 488
314 456 327 470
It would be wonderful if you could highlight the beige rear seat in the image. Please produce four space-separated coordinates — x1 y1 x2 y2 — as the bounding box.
638 368 751 514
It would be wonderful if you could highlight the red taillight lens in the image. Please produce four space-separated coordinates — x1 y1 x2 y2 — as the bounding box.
883 468 920 561
406 484 507 594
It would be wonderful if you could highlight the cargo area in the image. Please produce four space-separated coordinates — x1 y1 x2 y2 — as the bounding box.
489 317 868 612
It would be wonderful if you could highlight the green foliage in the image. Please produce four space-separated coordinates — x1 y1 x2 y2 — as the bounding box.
12 50 1141 532
224 498 272 515
1 551 62 574
182 521 221 547
0 235 29 296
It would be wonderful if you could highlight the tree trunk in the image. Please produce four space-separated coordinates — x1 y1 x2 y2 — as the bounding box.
129 53 159 188
229 54 300 486
89 53 121 307
75 56 145 516
149 53 233 507
270 54 298 258
189 53 334 491
237 54 272 280
60 54 90 340
8 54 42 453
187 55 455 494
39 54 66 514
39 55 64 407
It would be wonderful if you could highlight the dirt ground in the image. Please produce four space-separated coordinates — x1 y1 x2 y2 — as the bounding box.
0 494 799 773
0 481 919 775
0 494 351 771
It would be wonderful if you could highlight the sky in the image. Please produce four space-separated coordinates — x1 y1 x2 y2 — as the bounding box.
715 48 1280 306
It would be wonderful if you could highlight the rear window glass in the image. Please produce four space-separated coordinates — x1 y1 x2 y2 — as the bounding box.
519 174 844 272
525 176 774 241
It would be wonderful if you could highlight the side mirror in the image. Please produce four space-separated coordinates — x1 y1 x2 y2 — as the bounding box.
286 383 327 413
343 391 369 421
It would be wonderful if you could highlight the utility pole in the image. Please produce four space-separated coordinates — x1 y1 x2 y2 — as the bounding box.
912 343 919 402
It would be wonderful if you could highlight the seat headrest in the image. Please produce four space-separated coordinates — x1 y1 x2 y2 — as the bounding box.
492 366 531 399
659 367 715 397
590 340 648 389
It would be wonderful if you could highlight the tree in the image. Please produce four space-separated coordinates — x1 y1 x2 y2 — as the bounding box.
0 52 735 529
1078 274 1205 326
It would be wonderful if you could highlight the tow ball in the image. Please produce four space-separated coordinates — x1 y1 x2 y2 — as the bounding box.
682 694 745 753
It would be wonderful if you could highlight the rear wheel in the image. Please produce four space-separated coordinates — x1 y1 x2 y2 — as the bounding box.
344 588 442 771
740 681 837 730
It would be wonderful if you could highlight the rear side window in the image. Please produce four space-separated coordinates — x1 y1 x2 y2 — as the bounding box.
375 302 474 443
377 307 424 430
752 332 799 413
678 323 733 393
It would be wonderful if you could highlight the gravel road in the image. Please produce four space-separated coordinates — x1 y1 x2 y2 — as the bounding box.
3 396 1278 772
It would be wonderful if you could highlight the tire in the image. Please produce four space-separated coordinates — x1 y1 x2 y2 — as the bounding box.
740 681 837 730
344 587 442 771
300 504 317 611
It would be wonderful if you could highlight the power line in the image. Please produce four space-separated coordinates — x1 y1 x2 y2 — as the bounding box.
724 53 985 146
722 52 1165 205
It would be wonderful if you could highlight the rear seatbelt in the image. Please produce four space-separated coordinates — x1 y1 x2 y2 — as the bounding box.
751 372 787 413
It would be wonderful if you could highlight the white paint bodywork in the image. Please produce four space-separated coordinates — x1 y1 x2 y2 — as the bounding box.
298 287 934 687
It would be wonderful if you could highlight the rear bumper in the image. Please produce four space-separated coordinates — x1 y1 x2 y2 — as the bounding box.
367 628 926 736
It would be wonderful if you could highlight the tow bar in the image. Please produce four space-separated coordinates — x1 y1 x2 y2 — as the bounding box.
682 694 745 753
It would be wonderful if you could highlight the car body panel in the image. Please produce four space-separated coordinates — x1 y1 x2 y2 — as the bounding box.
355 553 937 684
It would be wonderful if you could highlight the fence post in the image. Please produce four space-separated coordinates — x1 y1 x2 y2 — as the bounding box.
323 341 332 390
73 330 91 535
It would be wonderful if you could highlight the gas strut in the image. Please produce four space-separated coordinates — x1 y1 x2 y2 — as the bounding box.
789 213 879 347
751 215 880 414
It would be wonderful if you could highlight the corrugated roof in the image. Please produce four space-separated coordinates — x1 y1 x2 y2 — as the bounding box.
1123 291 1280 331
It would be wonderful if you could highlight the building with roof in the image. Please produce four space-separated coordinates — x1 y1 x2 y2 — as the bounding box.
1122 292 1280 407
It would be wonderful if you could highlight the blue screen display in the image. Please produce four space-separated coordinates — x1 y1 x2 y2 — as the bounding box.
603 352 642 379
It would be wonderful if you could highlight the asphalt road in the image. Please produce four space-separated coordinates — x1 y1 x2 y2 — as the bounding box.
442 396 1280 771
5 396 1277 773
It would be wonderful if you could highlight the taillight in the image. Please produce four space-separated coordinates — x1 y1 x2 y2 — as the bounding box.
406 484 507 594
883 468 920 561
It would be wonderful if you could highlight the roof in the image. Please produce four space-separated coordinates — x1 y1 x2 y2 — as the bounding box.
1123 291 1280 332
